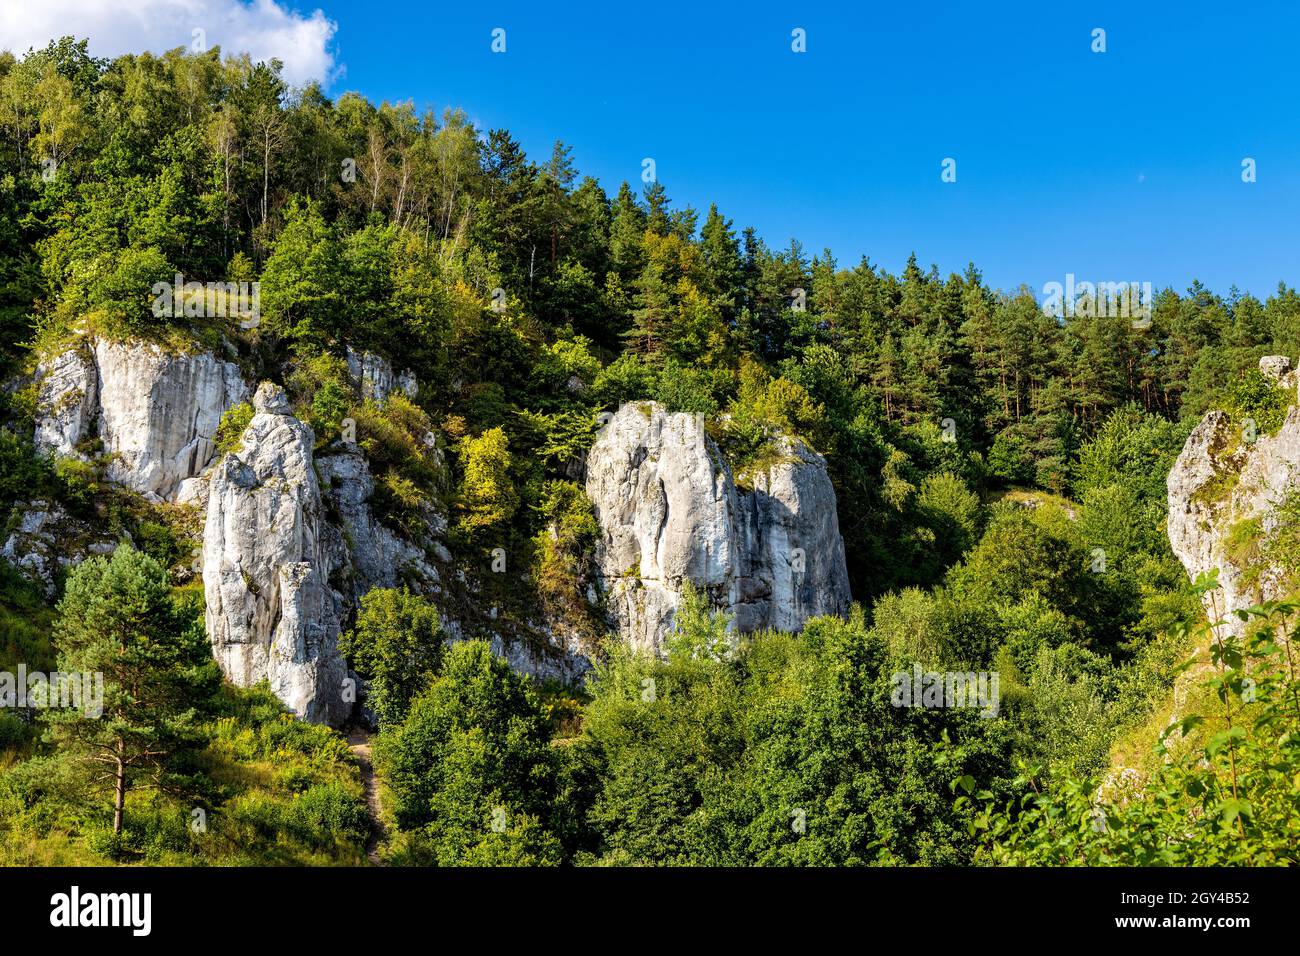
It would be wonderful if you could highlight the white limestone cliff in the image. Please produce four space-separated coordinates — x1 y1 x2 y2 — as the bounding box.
32 337 247 501
345 346 417 405
1167 356 1300 635
203 383 349 724
584 402 851 654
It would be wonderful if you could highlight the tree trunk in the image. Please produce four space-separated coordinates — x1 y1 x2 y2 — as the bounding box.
113 740 126 837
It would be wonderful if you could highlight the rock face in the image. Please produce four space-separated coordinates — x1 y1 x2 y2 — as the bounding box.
317 443 443 601
33 343 98 455
346 347 417 404
734 436 853 633
1 499 119 598
19 340 852 719
15 338 595 723
1167 356 1300 635
584 402 850 654
203 383 348 725
33 337 248 501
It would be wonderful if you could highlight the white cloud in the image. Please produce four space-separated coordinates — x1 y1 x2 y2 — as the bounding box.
0 0 340 87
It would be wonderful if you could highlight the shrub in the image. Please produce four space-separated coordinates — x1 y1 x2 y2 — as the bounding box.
215 401 253 455
533 481 603 645
591 352 656 408
1222 366 1292 437
288 782 369 847
339 587 444 728
456 426 518 537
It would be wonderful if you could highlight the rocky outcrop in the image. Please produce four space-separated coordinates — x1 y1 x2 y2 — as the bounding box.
1167 356 1300 635
15 338 596 721
33 337 248 501
584 402 850 654
1 499 119 598
734 435 853 633
317 443 445 600
346 347 417 405
19 339 851 719
203 383 348 725
584 404 739 652
33 343 98 455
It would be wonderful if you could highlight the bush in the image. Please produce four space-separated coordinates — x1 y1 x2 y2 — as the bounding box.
1222 366 1292 437
987 430 1033 486
455 426 518 538
375 641 560 865
288 782 369 847
73 246 176 334
653 359 721 415
591 352 656 409
215 401 253 455
533 481 602 645
0 428 51 515
348 394 442 531
339 587 444 728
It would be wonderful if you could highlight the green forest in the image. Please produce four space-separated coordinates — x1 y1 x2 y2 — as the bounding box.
0 39 1297 866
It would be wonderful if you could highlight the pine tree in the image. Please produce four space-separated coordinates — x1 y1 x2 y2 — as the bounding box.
699 203 742 318
608 181 646 282
45 546 220 840
643 181 670 235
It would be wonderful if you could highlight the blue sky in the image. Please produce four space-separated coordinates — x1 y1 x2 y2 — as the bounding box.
26 0 1300 298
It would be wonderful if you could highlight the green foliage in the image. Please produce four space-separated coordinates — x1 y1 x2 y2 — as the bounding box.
52 456 101 512
718 359 828 473
987 430 1034 486
375 641 563 865
915 472 983 568
576 610 1015 865
1 679 369 866
215 401 253 455
537 334 601 392
347 393 443 533
532 480 602 646
1073 405 1188 505
1221 367 1293 437
663 581 733 662
286 350 351 439
591 352 656 408
45 545 222 841
966 598 1300 864
947 507 1097 644
59 246 175 336
455 426 518 539
338 587 443 729
0 426 52 517
259 200 342 346
652 359 722 415
0 561 55 674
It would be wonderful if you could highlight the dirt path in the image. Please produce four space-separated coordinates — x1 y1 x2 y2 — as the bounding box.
346 728 386 866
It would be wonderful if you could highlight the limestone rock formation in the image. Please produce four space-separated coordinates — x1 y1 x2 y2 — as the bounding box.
203 383 349 724
734 435 854 633
317 443 443 600
33 343 98 456
1167 356 1300 635
584 402 851 653
14 339 594 722
18 340 850 719
33 337 248 501
345 346 417 405
0 499 119 598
